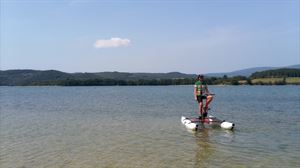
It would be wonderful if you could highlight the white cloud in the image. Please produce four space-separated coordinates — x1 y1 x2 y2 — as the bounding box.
94 38 130 48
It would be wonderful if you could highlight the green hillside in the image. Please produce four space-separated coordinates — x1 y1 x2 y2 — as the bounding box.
0 70 196 86
0 70 74 86
1 68 300 86
250 68 300 78
251 77 300 85
250 68 300 85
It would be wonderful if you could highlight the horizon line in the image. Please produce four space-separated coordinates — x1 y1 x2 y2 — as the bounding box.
1 63 299 74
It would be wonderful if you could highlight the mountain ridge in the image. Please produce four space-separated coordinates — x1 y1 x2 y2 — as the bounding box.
205 64 300 77
1 64 299 86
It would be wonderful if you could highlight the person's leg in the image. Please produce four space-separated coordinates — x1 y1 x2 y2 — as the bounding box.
204 95 213 113
197 96 203 117
199 101 203 116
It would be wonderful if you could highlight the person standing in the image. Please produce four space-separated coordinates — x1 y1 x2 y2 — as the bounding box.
194 75 213 119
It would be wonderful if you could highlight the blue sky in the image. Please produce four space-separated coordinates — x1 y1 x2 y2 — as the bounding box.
1 0 299 73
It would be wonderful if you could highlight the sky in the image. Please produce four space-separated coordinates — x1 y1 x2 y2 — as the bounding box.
0 0 299 74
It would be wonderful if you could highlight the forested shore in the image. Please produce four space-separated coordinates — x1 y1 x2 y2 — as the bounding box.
1 68 299 86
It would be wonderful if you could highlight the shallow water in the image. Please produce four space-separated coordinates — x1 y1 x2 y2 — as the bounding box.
0 86 299 168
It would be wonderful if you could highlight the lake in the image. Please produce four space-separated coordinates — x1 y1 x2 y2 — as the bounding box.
0 86 299 168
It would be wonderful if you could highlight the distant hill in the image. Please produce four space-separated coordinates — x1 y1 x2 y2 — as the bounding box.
89 71 196 80
1 65 299 86
250 68 300 78
205 64 300 77
0 70 74 86
0 70 196 86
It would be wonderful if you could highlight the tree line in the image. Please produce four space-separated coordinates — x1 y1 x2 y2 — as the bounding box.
40 68 300 86
3 68 300 86
251 68 300 78
28 76 254 86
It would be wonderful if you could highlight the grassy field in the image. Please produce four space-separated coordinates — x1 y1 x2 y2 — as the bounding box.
252 77 300 85
286 77 300 84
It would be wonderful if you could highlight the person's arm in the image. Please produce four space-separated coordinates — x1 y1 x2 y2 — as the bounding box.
194 85 197 100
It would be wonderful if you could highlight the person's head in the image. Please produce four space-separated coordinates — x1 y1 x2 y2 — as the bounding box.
197 74 204 81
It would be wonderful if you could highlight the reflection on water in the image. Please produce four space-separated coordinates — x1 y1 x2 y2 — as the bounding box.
188 128 235 168
194 129 213 168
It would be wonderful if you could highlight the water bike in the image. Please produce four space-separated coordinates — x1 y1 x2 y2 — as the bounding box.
181 115 235 131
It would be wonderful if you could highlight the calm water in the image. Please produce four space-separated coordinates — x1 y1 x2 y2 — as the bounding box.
0 86 299 168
